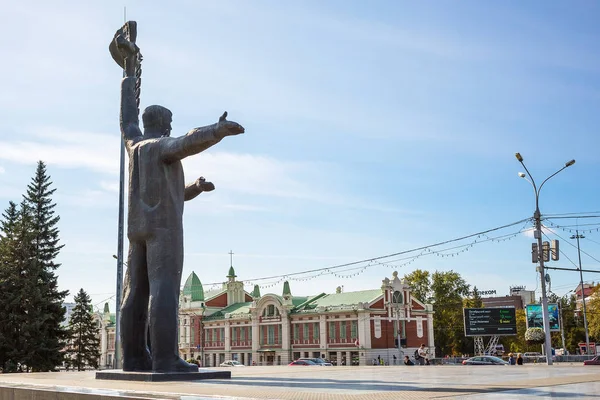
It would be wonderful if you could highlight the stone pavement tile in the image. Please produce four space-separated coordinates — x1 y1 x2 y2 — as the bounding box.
0 365 599 400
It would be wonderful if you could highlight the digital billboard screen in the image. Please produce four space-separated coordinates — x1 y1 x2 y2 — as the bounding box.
463 308 517 337
525 304 560 331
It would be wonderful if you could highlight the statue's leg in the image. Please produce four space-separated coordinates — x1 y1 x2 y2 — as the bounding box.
147 228 198 372
121 241 152 371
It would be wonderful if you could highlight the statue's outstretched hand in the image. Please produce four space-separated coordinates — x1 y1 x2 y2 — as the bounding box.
196 177 215 192
216 112 245 139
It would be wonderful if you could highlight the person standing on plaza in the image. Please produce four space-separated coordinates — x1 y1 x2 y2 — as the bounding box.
516 353 523 365
404 356 414 365
417 344 428 365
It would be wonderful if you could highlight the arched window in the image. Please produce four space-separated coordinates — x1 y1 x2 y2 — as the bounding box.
392 290 403 304
263 304 279 317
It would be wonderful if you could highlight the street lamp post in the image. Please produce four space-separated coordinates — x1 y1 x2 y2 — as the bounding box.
515 153 575 366
570 231 590 355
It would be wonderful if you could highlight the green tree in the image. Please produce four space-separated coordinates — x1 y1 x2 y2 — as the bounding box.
431 270 470 357
22 161 68 371
0 201 38 371
585 285 600 343
67 289 100 371
403 269 431 303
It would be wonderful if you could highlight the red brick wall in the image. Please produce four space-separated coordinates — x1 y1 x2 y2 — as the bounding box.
206 293 228 308
404 316 429 348
371 299 384 309
370 317 395 349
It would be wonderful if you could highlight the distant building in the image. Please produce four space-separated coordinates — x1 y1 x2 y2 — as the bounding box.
178 267 435 366
89 268 436 368
62 303 76 327
481 286 536 310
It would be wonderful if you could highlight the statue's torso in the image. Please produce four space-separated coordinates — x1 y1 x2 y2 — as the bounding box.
126 138 184 239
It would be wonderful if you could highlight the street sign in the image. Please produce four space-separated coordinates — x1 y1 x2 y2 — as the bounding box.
463 308 517 337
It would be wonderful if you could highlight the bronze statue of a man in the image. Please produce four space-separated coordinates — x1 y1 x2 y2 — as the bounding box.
111 23 244 372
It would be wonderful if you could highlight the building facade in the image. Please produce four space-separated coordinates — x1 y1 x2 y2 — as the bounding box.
179 268 435 366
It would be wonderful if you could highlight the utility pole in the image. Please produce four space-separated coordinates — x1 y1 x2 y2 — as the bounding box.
558 299 566 354
515 153 575 365
571 230 590 355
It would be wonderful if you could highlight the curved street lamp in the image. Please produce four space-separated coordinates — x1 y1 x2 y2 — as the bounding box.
515 153 575 366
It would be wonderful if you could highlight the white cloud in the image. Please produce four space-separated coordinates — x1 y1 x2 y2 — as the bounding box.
0 166 5 174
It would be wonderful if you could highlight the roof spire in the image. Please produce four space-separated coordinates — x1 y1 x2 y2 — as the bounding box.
252 284 261 299
282 280 291 297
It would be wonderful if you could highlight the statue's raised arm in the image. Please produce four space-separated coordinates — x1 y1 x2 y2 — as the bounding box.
110 22 143 147
160 111 244 163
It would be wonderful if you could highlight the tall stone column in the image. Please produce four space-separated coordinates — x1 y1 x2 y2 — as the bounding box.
281 316 291 365
225 321 231 354
252 317 260 365
319 314 327 357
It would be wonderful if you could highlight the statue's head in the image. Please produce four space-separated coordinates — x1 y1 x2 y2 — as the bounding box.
142 105 173 138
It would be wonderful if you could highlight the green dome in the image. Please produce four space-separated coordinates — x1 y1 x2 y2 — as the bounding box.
103 302 110 313
183 272 204 301
282 281 291 296
227 266 237 278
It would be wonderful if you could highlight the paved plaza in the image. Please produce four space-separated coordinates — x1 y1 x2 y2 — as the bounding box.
0 364 598 399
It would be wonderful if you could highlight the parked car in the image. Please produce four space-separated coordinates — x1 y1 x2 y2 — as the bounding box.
219 360 245 367
462 356 508 365
289 360 318 366
583 356 600 366
298 358 333 366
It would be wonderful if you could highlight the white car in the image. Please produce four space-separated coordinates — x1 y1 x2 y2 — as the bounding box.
219 360 245 367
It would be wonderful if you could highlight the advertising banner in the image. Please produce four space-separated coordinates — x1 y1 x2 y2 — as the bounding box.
525 304 560 331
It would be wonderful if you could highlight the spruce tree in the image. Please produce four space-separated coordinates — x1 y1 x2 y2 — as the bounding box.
0 202 21 371
0 201 38 372
22 161 69 371
67 289 100 371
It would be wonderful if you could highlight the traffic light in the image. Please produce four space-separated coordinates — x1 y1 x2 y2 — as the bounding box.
542 241 550 262
551 240 559 261
532 243 538 263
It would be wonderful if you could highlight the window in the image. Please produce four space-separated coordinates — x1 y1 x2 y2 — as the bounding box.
263 304 279 317
232 327 237 341
392 290 403 304
241 327 246 341
303 323 309 340
351 320 357 338
329 322 335 340
267 326 275 344
340 321 346 339
249 327 252 340
294 324 299 340
313 323 319 339
221 328 225 342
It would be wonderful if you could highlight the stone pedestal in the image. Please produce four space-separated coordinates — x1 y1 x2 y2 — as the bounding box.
95 368 231 382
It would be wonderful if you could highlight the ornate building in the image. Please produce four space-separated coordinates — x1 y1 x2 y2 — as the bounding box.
178 267 435 366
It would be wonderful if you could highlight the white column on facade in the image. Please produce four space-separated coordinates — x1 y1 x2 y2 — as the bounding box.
252 316 260 364
319 314 327 353
281 314 291 364
225 320 231 353
357 310 371 349
337 351 342 366
346 351 352 366
427 309 435 350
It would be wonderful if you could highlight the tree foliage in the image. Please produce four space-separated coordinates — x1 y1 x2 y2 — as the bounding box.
404 269 470 357
0 162 68 372
67 289 100 371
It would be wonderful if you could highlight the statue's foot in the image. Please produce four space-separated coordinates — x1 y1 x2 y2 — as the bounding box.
123 355 152 372
153 357 199 373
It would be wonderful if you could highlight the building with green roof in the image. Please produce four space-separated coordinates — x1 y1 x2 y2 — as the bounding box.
177 267 435 368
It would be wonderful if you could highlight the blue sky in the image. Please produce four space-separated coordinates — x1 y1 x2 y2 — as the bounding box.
1 1 599 312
